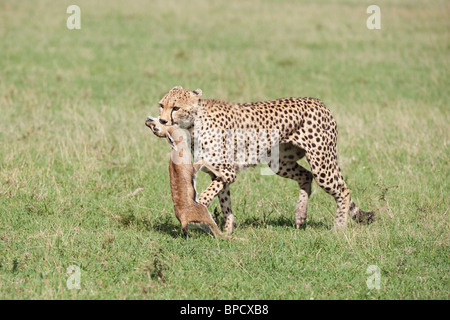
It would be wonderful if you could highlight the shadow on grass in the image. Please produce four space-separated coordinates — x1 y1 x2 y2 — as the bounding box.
238 215 331 231
150 208 331 238
151 217 183 238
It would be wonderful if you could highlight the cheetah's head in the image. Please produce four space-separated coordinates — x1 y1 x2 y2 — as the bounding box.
158 86 202 128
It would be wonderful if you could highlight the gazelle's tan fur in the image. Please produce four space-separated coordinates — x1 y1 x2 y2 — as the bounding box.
146 116 244 240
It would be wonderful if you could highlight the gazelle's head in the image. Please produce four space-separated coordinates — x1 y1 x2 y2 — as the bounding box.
145 116 188 152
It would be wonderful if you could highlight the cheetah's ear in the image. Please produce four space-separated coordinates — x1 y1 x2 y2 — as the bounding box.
192 88 202 97
170 85 183 92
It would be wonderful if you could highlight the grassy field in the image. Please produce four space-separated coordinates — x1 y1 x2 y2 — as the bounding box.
0 0 448 300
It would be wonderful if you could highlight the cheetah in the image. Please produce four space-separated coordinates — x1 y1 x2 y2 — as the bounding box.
149 85 374 234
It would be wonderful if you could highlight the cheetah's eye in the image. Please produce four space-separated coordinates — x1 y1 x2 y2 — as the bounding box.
173 106 180 111
159 104 163 109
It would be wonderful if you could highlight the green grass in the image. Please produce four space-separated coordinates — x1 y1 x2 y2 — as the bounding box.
0 0 449 299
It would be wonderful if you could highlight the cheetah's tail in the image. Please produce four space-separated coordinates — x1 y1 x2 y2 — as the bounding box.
349 199 375 224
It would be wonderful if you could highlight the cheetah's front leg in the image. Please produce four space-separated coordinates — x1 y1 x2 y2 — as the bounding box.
217 184 235 234
198 168 236 234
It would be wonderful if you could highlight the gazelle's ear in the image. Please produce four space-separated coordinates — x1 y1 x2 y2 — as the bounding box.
166 132 177 151
192 88 202 97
